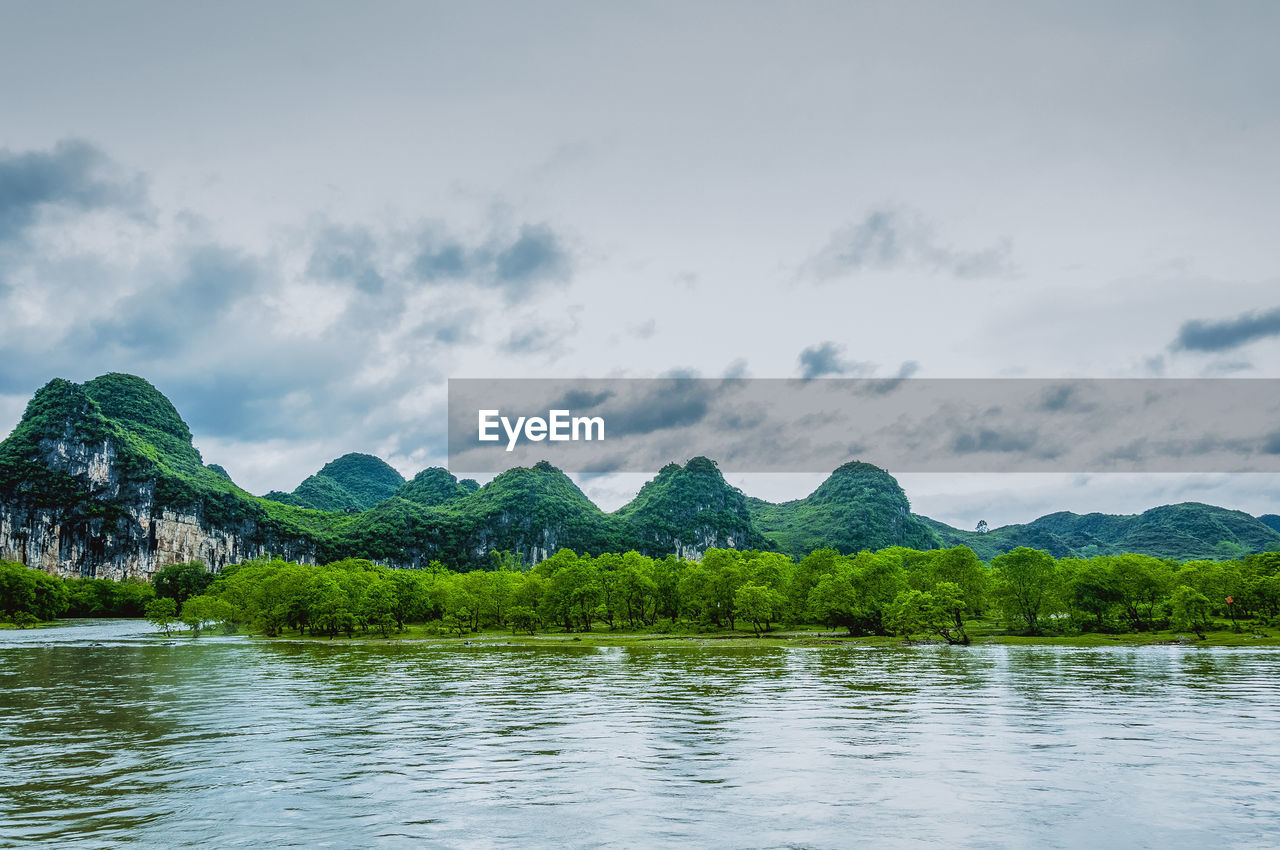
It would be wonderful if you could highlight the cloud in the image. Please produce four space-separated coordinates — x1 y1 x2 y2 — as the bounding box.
804 207 1012 280
1172 306 1280 352
307 225 384 293
549 388 615 411
411 221 572 301
0 139 146 244
596 379 718 438
797 341 873 379
951 428 1040 454
495 224 570 288
0 139 591 493
1039 382 1097 413
86 243 263 357
501 326 558 354
851 360 920 397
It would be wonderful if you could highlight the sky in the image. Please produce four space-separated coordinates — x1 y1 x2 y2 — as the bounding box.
1 0 1278 528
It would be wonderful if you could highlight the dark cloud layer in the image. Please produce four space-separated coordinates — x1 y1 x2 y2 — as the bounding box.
0 139 145 244
1173 307 1280 352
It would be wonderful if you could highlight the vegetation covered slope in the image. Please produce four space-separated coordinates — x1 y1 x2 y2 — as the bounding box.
748 462 941 558
614 457 771 553
0 375 338 549
924 504 1280 561
264 452 405 511
395 468 478 507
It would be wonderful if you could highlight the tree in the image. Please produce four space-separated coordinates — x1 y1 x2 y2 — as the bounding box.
360 577 398 638
0 560 69 621
991 547 1060 635
976 520 989 534
309 576 355 638
887 583 971 645
1109 554 1169 631
733 582 784 637
923 546 988 623
1171 585 1211 639
805 551 904 637
1067 558 1122 630
146 597 178 636
152 562 213 608
181 595 233 637
508 605 538 635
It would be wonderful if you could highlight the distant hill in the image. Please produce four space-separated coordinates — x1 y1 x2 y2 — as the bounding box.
923 503 1280 561
264 453 405 511
747 461 941 559
395 467 478 507
1260 515 1280 534
615 457 771 557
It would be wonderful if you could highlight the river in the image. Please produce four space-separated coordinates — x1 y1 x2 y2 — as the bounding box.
2 620 1278 848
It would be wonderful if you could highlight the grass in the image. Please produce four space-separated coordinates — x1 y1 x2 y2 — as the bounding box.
0 619 57 630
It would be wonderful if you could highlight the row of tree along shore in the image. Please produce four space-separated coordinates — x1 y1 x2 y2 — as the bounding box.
6 545 1279 642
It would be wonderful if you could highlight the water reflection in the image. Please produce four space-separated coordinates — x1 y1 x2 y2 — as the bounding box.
2 624 1279 848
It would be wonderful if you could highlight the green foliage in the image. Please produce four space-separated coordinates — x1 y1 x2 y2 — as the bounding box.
0 560 69 621
1170 585 1212 639
181 594 234 636
264 453 406 512
887 583 970 644
616 457 770 551
64 577 154 617
153 562 213 607
750 462 941 558
508 605 537 634
733 582 785 636
991 547 1061 635
926 503 1280 562
396 468 474 507
11 536 1280 647
145 596 178 635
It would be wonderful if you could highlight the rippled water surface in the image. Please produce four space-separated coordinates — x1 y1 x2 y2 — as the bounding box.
3 620 1280 848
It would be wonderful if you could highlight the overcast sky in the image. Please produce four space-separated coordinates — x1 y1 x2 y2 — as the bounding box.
1 0 1277 527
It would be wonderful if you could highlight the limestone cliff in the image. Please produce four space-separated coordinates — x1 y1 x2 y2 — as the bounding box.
0 376 316 580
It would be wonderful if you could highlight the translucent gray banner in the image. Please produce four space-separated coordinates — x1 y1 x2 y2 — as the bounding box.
447 378 1280 473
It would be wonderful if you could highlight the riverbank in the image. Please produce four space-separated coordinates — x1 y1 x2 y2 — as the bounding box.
244 622 1280 649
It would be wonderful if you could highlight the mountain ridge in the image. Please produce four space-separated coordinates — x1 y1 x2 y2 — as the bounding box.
1 373 1277 579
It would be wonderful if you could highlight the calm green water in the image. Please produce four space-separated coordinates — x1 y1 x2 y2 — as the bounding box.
2 621 1279 848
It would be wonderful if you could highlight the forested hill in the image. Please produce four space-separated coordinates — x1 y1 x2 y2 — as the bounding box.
264 453 405 511
921 504 1280 561
747 461 940 558
0 373 1276 581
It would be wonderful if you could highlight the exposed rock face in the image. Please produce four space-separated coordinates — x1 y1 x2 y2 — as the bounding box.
0 501 314 581
0 379 316 581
